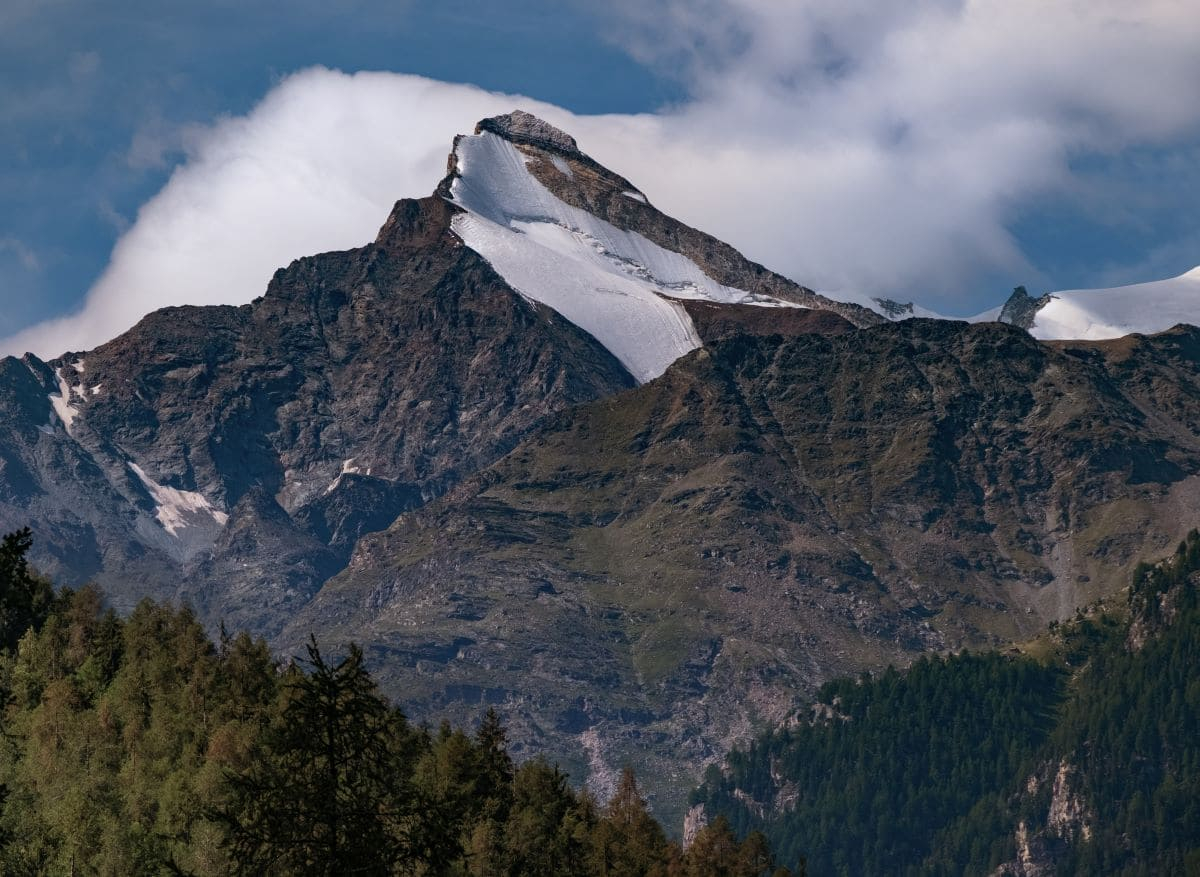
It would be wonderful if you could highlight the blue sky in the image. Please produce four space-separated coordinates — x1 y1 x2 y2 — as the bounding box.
0 0 675 340
3 1 1199 356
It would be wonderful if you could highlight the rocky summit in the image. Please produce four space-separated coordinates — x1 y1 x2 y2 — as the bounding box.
2 112 1200 824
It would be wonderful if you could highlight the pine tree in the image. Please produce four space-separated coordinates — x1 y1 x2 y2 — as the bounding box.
590 767 671 876
0 528 54 652
476 707 514 817
682 816 779 877
217 639 422 875
503 758 594 876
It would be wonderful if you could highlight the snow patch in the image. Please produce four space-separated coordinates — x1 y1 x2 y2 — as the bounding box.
820 288 953 321
90 384 102 395
71 360 85 373
549 155 573 178
324 458 365 495
1026 268 1200 340
622 190 647 204
448 132 792 381
48 368 81 433
453 212 702 382
128 462 229 538
957 268 1200 337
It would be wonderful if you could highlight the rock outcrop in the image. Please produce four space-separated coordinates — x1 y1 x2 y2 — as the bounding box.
999 285 1055 330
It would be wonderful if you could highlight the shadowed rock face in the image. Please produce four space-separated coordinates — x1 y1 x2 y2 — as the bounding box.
680 299 857 342
0 112 862 638
0 194 638 634
284 319 1200 825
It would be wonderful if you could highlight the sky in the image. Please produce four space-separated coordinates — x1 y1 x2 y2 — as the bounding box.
2 0 1199 357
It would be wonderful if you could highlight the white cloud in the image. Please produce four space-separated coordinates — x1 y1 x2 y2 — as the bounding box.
5 1 1200 358
0 72 535 357
599 0 1200 301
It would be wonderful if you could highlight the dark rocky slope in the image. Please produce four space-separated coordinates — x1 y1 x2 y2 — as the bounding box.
286 320 1200 819
0 113 862 639
0 196 636 633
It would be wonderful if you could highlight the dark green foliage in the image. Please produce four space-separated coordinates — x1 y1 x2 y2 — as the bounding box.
692 653 1063 876
1044 530 1200 874
0 531 778 875
679 816 781 877
0 528 54 652
932 530 1200 874
501 758 596 875
0 592 280 875
696 530 1200 876
217 640 422 875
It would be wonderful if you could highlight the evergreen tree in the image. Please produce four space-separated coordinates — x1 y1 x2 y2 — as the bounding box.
681 816 779 877
217 639 422 875
0 528 54 652
589 767 671 876
502 758 595 876
476 707 514 817
0 531 783 876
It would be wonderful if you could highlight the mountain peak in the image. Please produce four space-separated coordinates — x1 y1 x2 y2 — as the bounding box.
475 110 579 156
998 285 1054 330
436 109 882 382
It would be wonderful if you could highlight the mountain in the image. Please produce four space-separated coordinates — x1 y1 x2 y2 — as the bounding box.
819 289 955 323
0 174 637 633
442 110 879 380
4 110 1200 826
992 267 1200 340
0 112 865 634
283 318 1200 822
689 530 1200 875
823 266 1200 339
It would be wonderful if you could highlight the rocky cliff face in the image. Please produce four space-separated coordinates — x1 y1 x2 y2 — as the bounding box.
999 286 1055 330
992 757 1096 876
283 319 1200 820
0 193 638 633
0 112 862 638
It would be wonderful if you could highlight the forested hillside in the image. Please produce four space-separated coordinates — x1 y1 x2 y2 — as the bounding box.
7 522 1200 875
692 531 1200 876
0 529 789 876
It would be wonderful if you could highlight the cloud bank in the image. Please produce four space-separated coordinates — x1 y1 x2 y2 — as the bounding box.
5 1 1200 358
